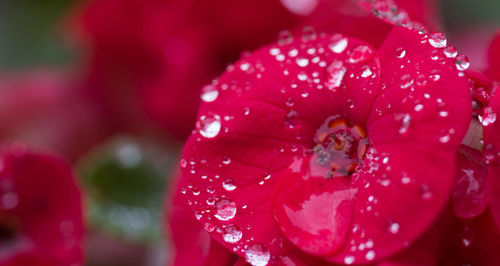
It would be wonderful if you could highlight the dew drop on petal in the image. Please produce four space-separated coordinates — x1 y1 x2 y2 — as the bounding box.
428 32 447 48
344 256 355 265
245 244 270 266
389 222 400 234
455 54 470 71
365 250 376 261
325 60 346 90
301 26 317 42
329 34 348 54
348 45 374 64
278 30 293 46
223 225 243 243
479 107 497 126
395 47 406 58
222 179 237 191
444 45 458 58
214 199 237 221
198 115 221 138
296 58 309 67
201 84 219 102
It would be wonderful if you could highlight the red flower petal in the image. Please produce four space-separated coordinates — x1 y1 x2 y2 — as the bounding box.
180 26 470 265
168 174 237 266
0 144 84 265
452 146 489 219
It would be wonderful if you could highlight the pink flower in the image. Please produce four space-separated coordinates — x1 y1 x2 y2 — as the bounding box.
0 70 115 161
0 144 84 265
176 22 471 264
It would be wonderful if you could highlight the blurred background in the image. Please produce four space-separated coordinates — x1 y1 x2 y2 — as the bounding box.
0 0 499 265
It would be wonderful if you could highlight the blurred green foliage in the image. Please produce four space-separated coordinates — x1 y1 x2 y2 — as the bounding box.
442 0 500 28
0 0 77 69
79 139 176 244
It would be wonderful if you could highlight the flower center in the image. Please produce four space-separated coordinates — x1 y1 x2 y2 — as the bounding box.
312 116 368 178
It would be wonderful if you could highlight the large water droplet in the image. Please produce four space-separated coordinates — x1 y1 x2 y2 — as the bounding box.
245 244 270 266
325 60 346 91
222 179 237 191
329 34 348 54
348 45 374 64
479 107 497 126
278 30 293 46
455 54 470 71
428 32 447 48
344 256 355 265
223 225 243 243
198 115 221 138
201 84 219 102
214 199 237 221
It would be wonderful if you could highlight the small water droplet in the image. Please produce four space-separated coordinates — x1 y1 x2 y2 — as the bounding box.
214 199 237 221
245 244 270 266
479 107 497 126
198 115 221 138
344 256 355 265
395 47 406 58
301 26 317 41
329 34 348 53
325 60 346 90
223 225 243 243
348 45 374 64
428 32 447 48
455 54 470 71
414 104 423 112
223 179 237 191
201 84 219 102
179 159 187 168
444 45 458 58
389 222 400 234
296 58 309 67
278 31 293 46
365 250 376 261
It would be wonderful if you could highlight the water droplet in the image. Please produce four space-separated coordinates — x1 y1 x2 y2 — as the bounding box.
325 60 346 90
389 222 400 234
269 48 280 56
348 45 374 64
344 256 355 265
301 26 317 41
278 31 293 46
420 184 434 200
444 45 458 58
245 244 270 266
198 115 221 138
296 58 309 67
329 34 348 53
223 225 243 243
398 113 411 134
455 54 470 71
222 157 232 165
240 63 251 71
414 104 423 112
222 179 237 191
400 74 414 89
479 107 497 126
365 250 376 261
214 199 237 221
395 47 406 58
179 159 187 168
428 32 447 48
297 72 308 81
439 134 450 143
201 84 219 102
